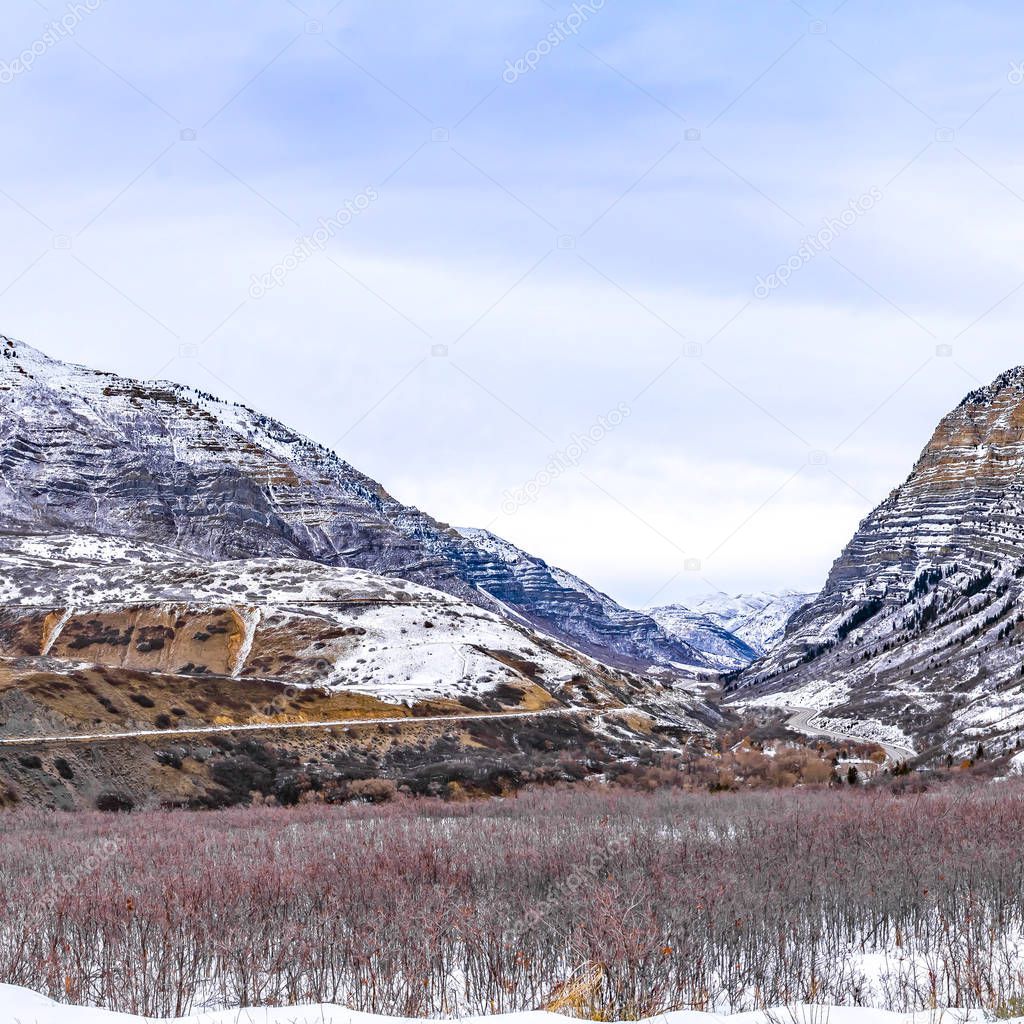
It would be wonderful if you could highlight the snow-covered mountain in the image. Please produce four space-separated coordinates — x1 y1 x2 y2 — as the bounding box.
645 605 758 671
646 591 812 670
459 528 718 672
0 335 736 807
0 337 715 674
689 591 815 655
737 367 1024 753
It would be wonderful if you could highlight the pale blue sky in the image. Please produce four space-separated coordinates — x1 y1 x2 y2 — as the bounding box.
2 0 1024 606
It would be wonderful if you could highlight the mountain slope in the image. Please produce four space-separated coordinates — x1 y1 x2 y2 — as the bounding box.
0 530 652 706
0 337 713 673
0 528 725 808
458 528 716 672
689 591 815 655
737 368 1024 754
645 605 758 671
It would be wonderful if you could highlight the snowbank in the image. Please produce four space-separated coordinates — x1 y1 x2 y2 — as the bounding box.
1 986 1005 1024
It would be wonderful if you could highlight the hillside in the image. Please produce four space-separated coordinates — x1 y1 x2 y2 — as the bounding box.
0 528 722 808
736 368 1024 755
0 337 716 674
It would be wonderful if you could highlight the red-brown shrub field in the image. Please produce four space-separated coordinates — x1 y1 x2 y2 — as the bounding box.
2 783 1024 1019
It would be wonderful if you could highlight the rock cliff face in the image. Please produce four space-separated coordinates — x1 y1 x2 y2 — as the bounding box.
0 338 717 673
739 369 1024 752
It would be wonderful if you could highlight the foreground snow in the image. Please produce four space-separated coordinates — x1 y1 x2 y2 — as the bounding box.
2 987 1007 1024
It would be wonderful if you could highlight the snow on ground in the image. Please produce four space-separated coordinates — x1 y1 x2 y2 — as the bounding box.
315 598 580 703
735 678 851 712
687 590 815 654
0 535 597 703
730 682 915 759
2 532 191 566
0 541 421 608
991 750 1024 781
953 693 1024 739
0 987 1003 1024
810 715 914 752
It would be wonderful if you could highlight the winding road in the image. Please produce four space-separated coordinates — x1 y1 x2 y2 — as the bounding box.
784 706 915 765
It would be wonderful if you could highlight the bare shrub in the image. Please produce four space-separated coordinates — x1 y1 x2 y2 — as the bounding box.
347 778 397 803
1 784 1023 1017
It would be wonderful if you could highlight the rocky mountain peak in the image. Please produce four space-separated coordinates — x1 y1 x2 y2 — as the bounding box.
737 367 1024 753
957 365 1024 408
0 337 736 675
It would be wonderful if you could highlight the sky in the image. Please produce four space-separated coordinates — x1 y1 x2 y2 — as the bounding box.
1 0 1023 609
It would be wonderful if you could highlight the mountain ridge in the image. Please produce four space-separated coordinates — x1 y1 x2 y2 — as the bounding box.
736 366 1024 753
0 336 723 674
646 591 814 671
458 527 714 673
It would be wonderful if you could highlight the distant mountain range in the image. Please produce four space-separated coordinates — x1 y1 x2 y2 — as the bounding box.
647 592 814 671
645 605 757 671
691 591 816 655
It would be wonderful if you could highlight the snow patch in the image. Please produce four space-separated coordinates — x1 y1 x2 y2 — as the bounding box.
0 985 1006 1024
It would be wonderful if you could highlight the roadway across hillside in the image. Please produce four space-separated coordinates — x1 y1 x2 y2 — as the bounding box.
784 706 915 765
0 706 596 748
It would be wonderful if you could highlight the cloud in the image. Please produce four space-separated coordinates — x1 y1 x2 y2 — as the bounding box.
1 0 1023 608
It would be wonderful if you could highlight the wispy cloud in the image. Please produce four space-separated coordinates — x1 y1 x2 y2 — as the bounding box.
1 0 1023 605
